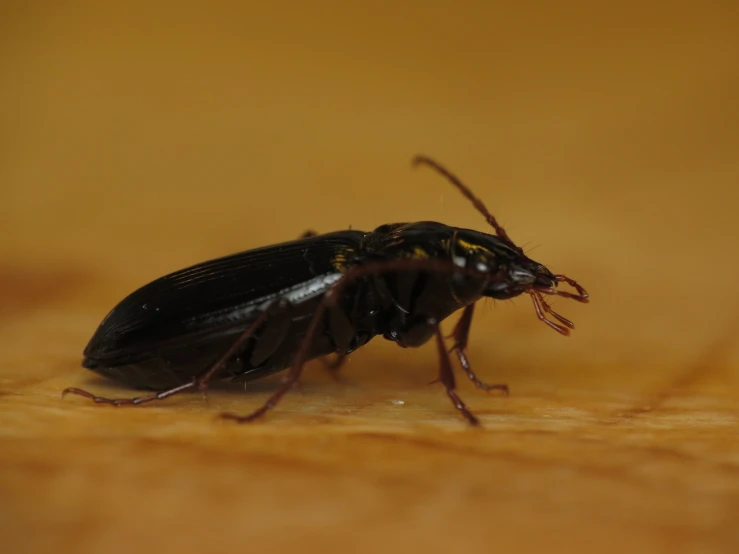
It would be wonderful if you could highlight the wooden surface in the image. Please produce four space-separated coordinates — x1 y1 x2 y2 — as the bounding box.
2 2 739 553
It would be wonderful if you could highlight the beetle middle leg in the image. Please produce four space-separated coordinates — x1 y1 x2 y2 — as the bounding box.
431 319 480 426
62 302 284 407
449 304 509 395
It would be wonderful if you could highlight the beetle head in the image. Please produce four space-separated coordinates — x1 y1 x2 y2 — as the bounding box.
414 155 589 336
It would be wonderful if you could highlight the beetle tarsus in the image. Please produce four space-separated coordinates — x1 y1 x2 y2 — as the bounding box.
61 381 197 406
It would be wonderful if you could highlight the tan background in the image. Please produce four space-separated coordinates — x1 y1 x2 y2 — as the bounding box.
2 1 739 553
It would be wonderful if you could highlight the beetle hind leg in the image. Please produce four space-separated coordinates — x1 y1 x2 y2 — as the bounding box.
61 380 197 406
62 303 281 409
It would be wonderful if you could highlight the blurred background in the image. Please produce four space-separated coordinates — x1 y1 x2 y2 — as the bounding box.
2 1 739 552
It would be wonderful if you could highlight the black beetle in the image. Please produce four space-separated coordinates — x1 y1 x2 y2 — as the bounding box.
63 156 589 425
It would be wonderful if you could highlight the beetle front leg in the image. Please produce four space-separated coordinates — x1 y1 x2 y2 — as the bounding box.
431 320 480 426
449 304 509 395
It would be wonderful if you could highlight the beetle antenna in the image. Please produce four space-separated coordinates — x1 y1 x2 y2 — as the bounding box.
412 155 520 251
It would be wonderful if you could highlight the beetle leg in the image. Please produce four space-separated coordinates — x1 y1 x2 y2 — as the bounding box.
220 293 349 422
221 314 321 422
431 320 480 426
61 380 197 407
449 304 509 395
62 302 281 407
299 230 318 238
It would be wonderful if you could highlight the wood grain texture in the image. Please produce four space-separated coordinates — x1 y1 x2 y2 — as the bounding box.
2 2 739 553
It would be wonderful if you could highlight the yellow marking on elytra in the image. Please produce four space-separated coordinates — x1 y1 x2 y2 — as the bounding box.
455 238 493 256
